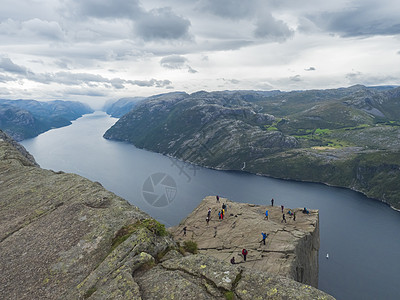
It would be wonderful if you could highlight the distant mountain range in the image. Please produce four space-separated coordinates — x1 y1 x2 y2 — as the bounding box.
103 97 146 118
103 85 400 209
0 99 93 141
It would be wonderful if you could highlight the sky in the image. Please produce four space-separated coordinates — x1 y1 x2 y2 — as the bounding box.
0 0 399 108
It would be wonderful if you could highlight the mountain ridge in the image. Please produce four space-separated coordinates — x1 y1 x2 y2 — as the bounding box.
103 85 400 209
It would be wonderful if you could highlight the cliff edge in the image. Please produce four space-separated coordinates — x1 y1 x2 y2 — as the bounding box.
169 196 319 288
0 130 333 299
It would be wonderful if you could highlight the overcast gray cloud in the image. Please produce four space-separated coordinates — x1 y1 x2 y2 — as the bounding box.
71 0 142 19
199 0 257 19
160 55 188 69
254 13 294 42
0 57 29 74
0 0 399 105
160 55 198 73
135 7 191 41
306 0 400 37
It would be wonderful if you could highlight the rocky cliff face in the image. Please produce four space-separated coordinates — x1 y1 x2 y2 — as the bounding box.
0 99 93 141
169 196 319 288
0 131 334 299
103 87 400 209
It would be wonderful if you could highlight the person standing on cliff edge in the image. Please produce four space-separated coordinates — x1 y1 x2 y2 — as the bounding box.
271 198 274 206
242 248 248 262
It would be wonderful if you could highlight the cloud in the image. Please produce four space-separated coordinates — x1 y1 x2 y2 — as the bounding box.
0 57 29 74
305 67 316 71
64 87 108 97
0 73 17 83
135 7 191 41
0 57 172 90
306 1 400 37
23 19 65 40
223 78 240 84
160 55 198 73
254 14 294 42
128 79 172 88
160 55 188 69
199 0 257 19
0 18 65 42
188 66 198 73
290 75 302 82
71 0 142 19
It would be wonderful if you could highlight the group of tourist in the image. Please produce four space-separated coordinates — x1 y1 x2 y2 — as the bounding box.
182 195 309 265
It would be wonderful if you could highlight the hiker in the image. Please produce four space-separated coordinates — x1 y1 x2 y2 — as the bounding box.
183 226 187 236
303 207 309 214
222 203 226 212
218 211 221 220
207 208 211 218
265 209 268 220
230 257 235 264
206 216 210 225
261 232 268 245
293 211 296 221
221 209 224 220
242 248 248 262
281 205 284 213
288 210 293 216
271 198 274 206
216 195 220 202
282 213 286 223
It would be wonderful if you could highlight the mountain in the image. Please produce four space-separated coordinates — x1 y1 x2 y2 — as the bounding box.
104 86 400 209
0 131 333 299
103 97 146 117
0 99 93 141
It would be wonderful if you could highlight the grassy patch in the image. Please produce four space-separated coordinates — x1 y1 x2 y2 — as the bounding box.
83 287 96 299
181 240 198 254
111 219 167 251
224 291 234 300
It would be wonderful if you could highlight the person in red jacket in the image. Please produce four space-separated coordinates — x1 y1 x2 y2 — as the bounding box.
242 248 248 262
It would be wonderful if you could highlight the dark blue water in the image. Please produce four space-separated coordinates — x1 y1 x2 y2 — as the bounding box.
21 112 400 300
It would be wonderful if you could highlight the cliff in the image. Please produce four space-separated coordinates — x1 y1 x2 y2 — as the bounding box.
0 99 93 141
169 196 319 287
0 130 334 299
103 87 400 209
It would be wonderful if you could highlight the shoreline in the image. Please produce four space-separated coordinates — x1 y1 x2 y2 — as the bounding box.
104 137 399 213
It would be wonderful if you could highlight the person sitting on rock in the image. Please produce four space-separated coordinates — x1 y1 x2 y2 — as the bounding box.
288 210 293 216
230 257 235 264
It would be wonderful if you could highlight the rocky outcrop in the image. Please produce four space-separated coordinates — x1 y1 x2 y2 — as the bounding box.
0 132 334 299
169 196 319 287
